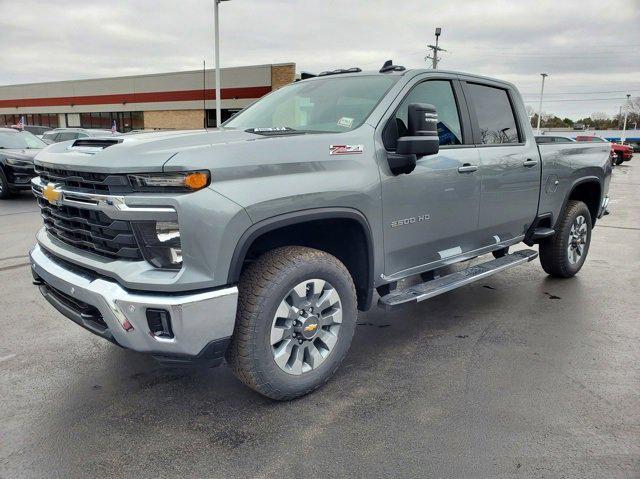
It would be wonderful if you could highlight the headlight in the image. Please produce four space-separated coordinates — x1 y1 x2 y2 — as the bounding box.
4 157 31 166
128 171 210 192
132 220 182 269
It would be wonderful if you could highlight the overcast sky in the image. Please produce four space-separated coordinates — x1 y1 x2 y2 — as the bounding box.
0 0 638 119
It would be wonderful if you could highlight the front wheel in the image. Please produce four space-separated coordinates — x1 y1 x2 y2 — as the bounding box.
539 200 592 278
615 153 624 165
226 246 357 400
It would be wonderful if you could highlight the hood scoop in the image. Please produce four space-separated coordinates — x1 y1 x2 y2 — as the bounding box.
68 138 124 154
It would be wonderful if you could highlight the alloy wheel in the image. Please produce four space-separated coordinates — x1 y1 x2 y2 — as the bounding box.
567 214 588 265
270 279 342 375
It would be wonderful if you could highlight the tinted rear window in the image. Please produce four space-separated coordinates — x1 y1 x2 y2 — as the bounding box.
467 83 520 144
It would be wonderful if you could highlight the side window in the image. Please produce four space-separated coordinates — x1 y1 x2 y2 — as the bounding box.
555 137 573 143
383 80 463 150
57 132 78 142
467 83 520 144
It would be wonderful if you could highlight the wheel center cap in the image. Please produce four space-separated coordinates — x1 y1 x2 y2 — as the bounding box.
300 316 320 339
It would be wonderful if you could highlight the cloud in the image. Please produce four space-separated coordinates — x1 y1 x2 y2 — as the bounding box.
0 0 638 118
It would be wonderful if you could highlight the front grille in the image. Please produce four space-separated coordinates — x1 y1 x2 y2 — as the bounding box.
37 196 142 260
34 165 132 195
42 282 108 330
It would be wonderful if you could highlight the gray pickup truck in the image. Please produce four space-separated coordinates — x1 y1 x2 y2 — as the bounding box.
29 63 611 400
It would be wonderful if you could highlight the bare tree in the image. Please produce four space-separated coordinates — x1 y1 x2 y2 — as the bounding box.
525 105 535 118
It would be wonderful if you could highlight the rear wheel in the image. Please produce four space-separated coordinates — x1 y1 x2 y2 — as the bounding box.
0 167 13 199
226 246 357 400
539 200 592 278
615 153 624 165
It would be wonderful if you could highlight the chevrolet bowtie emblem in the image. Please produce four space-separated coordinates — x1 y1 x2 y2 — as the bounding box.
42 183 62 205
303 323 318 333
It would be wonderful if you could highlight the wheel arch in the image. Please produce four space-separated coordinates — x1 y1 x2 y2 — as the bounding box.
558 176 602 228
228 208 375 311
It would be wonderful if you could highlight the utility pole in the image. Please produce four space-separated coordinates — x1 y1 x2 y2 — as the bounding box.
214 0 230 128
621 93 631 143
425 27 446 69
536 73 548 135
618 105 623 129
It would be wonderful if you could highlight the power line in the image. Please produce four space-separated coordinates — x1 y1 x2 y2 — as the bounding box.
523 97 629 103
463 44 640 52
522 89 640 96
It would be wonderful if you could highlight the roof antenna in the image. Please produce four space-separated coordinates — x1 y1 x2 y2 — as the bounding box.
379 60 406 73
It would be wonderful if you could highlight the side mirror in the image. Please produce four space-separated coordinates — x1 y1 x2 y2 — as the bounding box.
396 103 440 157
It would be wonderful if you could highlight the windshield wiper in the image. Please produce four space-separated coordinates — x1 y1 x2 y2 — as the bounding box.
245 127 308 136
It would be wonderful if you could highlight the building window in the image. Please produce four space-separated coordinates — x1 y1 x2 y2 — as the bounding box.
78 111 143 132
206 108 242 128
0 113 58 128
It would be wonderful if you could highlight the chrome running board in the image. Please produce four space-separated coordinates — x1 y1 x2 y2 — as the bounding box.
378 249 538 310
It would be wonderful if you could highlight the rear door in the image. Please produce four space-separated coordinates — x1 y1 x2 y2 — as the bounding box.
462 80 540 246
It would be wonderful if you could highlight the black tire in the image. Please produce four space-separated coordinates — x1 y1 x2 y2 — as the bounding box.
492 246 509 259
0 167 13 200
615 153 624 165
539 200 592 278
226 246 357 400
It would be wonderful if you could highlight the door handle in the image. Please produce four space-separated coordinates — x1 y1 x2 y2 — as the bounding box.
457 164 478 173
523 159 539 168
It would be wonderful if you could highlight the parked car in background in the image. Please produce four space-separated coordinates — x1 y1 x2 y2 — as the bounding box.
41 128 119 143
535 135 575 144
0 128 47 199
575 135 633 165
18 125 53 137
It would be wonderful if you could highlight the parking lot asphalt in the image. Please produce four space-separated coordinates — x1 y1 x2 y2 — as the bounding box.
1 163 639 479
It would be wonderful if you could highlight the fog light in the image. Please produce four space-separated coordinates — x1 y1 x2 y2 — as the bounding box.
132 220 182 270
147 309 173 338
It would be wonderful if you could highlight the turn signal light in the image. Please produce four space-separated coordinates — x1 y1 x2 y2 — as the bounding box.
184 172 209 190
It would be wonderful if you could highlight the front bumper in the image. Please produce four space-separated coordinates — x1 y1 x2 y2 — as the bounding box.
30 244 238 361
4 162 35 190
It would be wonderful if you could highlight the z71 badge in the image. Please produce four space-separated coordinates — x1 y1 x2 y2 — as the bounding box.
329 144 364 155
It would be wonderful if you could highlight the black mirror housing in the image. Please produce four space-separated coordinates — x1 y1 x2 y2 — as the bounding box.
396 103 440 157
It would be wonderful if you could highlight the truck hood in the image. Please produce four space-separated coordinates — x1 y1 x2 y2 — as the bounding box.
164 127 366 174
33 129 260 173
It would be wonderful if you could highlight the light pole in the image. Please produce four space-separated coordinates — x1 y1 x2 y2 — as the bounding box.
536 73 548 135
621 93 631 143
213 0 230 128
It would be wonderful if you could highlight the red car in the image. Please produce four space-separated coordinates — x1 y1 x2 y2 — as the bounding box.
575 135 633 165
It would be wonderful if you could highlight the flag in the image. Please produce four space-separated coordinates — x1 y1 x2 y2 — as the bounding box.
111 120 117 134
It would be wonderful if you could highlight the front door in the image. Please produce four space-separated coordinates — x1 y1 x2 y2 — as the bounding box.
463 81 540 246
379 78 482 278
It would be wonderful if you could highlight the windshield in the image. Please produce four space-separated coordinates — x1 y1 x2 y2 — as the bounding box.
0 131 47 149
225 75 399 133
